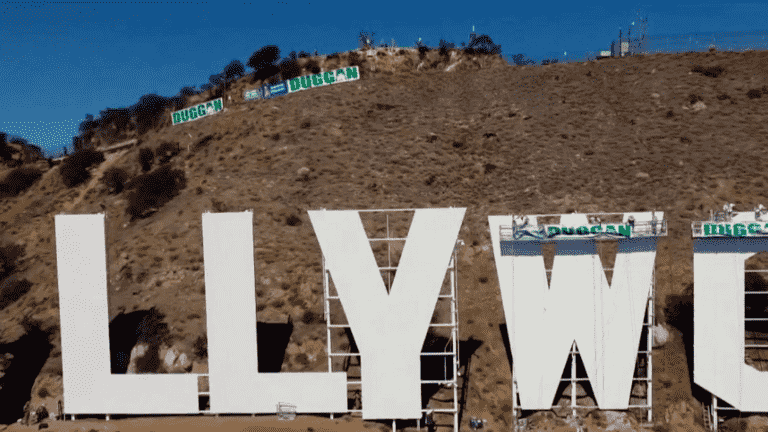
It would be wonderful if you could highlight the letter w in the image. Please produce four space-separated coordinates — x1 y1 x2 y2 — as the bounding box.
489 214 656 410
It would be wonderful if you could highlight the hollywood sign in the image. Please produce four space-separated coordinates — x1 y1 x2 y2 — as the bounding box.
53 209 768 419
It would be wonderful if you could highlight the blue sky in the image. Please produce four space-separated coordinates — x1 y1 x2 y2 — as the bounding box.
2 1 768 158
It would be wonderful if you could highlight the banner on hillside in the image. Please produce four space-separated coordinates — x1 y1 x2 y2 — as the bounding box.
172 98 223 126
244 88 263 101
262 81 288 99
287 66 360 93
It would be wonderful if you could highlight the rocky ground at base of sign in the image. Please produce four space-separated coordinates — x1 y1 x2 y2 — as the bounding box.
4 49 768 431
0 415 394 432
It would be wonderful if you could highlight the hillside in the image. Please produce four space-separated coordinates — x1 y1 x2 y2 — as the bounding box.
2 47 768 432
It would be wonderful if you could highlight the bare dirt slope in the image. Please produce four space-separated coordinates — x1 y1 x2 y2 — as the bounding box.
2 48 768 432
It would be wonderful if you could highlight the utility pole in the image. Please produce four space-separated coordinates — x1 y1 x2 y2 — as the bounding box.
619 28 623 57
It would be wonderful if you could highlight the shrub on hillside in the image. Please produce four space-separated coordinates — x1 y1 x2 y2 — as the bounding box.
138 147 154 172
418 45 429 61
466 34 502 56
136 307 170 346
223 59 245 85
193 334 207 359
439 39 454 60
298 51 310 58
747 88 763 99
0 242 24 280
0 167 43 198
0 241 30 311
98 107 132 138
303 59 321 74
0 276 32 311
77 114 100 149
129 94 172 136
125 164 186 220
179 86 196 98
348 51 365 69
100 167 128 194
279 57 302 81
510 53 536 66
247 45 281 82
692 64 725 78
688 94 704 104
59 148 105 188
156 141 180 164
0 132 12 162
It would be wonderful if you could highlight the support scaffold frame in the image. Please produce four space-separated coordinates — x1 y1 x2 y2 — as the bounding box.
321 209 462 432
504 212 658 430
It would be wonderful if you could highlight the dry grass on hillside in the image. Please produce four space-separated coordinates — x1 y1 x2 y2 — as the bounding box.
1 49 768 432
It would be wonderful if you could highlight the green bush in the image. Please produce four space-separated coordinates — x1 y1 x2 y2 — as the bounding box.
692 64 725 78
193 334 207 359
0 276 31 311
59 148 105 188
0 167 42 198
138 147 154 172
247 45 281 83
156 141 180 164
136 307 170 346
100 167 128 194
303 59 321 74
125 164 186 220
348 52 365 70
279 58 302 81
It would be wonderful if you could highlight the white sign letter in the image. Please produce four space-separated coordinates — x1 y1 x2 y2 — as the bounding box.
56 214 198 414
202 211 347 413
693 233 768 411
489 213 658 410
308 208 465 419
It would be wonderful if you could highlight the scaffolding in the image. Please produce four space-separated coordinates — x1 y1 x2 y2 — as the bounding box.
501 212 662 429
322 209 462 432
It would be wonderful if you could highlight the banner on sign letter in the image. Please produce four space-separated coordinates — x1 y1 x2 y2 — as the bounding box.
489 212 658 410
308 208 465 420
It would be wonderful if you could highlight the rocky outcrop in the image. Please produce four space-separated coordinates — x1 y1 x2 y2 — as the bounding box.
653 323 671 348
125 342 193 374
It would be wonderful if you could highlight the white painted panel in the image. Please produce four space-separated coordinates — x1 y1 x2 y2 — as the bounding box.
490 215 571 409
55 214 197 414
56 214 113 414
693 239 768 411
308 208 465 420
202 211 260 413
490 213 655 410
202 211 347 414
105 375 198 413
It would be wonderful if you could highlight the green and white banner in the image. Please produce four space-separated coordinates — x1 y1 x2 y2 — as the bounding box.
500 222 666 243
172 98 223 126
287 66 359 94
692 221 768 237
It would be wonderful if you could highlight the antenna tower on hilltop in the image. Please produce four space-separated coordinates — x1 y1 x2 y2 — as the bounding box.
470 25 477 43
